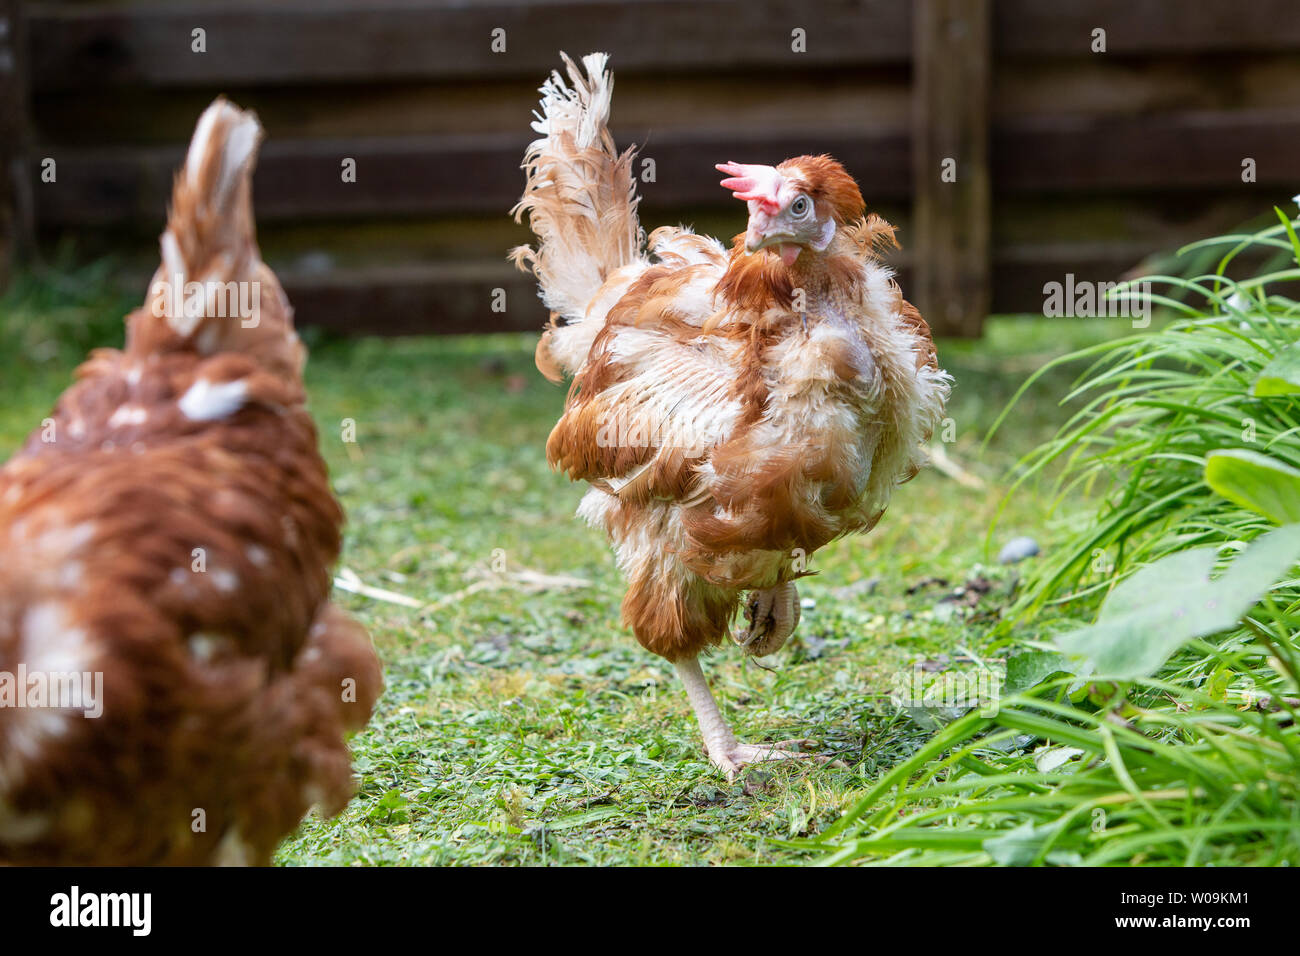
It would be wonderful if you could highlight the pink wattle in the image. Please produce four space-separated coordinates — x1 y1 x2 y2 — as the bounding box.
779 244 800 267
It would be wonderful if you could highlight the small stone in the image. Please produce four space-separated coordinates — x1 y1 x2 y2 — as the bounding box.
742 770 775 796
800 597 816 611
998 536 1041 565
832 577 880 600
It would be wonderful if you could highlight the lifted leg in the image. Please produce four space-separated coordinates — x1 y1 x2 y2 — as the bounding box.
732 581 801 657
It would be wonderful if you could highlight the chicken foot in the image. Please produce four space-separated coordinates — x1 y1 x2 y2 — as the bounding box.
674 655 819 781
733 581 801 657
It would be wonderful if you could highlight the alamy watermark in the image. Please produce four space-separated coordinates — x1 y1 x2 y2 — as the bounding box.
890 660 1002 718
1043 274 1151 328
150 275 261 328
50 886 150 936
0 665 103 718
594 410 723 459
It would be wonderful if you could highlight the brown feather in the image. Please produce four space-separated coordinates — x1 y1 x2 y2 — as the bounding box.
0 99 381 865
517 65 951 666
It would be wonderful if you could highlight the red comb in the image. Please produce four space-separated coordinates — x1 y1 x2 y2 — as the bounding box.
716 161 782 213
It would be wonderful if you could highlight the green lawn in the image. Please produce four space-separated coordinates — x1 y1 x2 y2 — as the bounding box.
0 279 1134 864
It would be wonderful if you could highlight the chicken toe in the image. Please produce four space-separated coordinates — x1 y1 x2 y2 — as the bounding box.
675 656 830 781
707 740 821 781
733 581 801 657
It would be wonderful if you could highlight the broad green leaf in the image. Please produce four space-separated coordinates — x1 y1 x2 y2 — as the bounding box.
982 820 1078 866
1205 449 1300 524
1004 648 1074 695
899 703 968 731
1054 524 1300 679
983 821 1043 865
1033 745 1084 773
1253 341 1300 396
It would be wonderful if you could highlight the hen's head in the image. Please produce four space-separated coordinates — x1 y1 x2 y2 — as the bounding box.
716 155 864 267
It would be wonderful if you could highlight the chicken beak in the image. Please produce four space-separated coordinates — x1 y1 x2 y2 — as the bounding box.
746 223 801 266
745 211 798 262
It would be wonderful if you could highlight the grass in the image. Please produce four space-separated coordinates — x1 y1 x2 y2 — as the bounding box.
279 322 1125 865
0 257 1135 865
17 241 1300 867
813 212 1300 866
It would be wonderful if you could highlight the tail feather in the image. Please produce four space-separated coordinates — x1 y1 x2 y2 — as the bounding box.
511 53 644 370
134 98 301 377
158 98 264 337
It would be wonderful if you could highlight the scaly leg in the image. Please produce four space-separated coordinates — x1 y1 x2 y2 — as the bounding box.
674 655 817 781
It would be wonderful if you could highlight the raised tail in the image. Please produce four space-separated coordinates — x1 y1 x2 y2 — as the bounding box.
510 53 644 379
133 97 301 378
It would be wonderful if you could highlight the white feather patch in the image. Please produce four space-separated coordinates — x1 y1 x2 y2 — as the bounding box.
0 602 99 790
107 405 148 428
178 378 248 422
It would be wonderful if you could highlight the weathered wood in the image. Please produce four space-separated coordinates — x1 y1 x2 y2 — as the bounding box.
0 0 33 287
32 0 1299 95
28 0 910 90
912 0 991 337
39 101 1300 230
281 263 546 337
21 0 1300 340
994 56 1300 118
32 128 912 227
991 242 1165 315
997 0 1300 56
995 110 1300 192
283 247 1155 335
30 73 912 144
37 101 1300 229
992 194 1273 248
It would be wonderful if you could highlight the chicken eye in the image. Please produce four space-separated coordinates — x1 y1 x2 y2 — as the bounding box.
790 196 811 218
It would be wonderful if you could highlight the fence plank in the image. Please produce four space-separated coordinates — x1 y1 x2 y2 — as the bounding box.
32 128 912 227
278 245 1155 335
996 0 1300 56
21 0 1300 338
33 0 1297 94
28 0 910 91
37 106 1297 228
995 110 1300 192
282 263 544 337
0 0 33 288
912 0 991 338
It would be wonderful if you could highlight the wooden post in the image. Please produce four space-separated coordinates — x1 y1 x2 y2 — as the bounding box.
912 0 991 337
0 0 33 290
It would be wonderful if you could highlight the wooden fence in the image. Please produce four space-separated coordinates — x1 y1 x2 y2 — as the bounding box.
3 0 1300 337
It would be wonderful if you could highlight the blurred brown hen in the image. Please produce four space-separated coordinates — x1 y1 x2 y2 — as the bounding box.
513 54 950 778
0 99 382 864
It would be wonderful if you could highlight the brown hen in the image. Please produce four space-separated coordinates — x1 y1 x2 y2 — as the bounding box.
0 99 382 864
513 54 951 779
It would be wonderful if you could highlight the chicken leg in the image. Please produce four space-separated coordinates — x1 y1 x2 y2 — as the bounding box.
674 655 817 781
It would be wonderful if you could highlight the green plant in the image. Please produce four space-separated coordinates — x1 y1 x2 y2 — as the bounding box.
0 245 136 377
802 207 1300 866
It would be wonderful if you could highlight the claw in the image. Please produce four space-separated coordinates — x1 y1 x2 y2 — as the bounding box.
707 739 832 782
733 582 801 657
